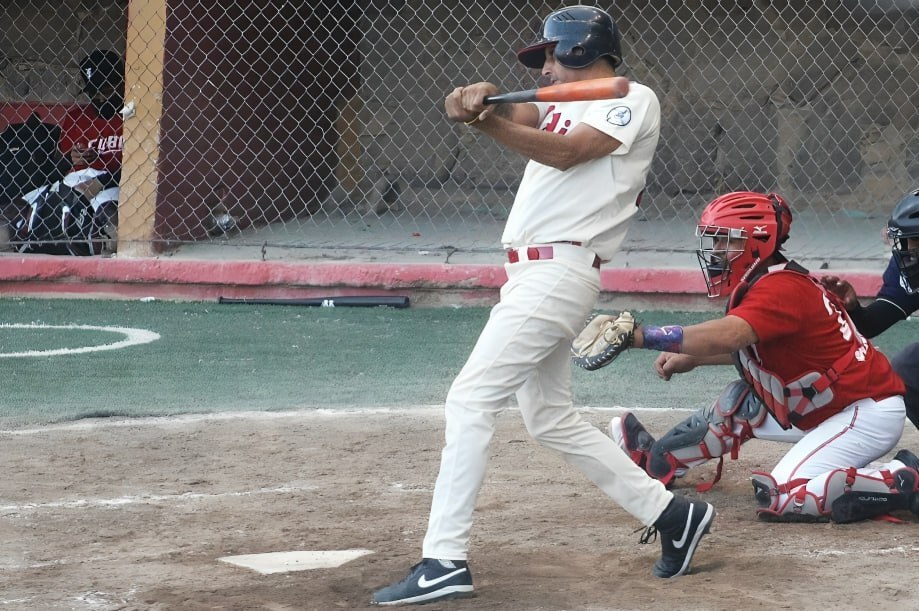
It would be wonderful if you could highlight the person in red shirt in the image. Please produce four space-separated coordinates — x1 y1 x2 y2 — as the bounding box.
594 191 918 523
59 49 124 206
8 50 123 256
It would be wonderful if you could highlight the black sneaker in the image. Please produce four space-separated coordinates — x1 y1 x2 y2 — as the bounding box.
371 558 474 606
646 496 715 578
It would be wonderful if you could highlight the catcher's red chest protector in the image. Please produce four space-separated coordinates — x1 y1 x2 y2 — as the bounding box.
727 262 863 430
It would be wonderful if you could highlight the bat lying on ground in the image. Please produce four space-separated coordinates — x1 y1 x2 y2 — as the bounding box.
483 76 629 105
217 296 410 308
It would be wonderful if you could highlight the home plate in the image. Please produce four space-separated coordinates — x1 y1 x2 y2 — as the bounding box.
219 549 374 574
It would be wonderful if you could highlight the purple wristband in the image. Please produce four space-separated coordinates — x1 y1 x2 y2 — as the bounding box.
642 325 684 353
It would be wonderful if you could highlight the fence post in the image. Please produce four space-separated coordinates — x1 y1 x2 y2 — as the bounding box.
117 0 167 257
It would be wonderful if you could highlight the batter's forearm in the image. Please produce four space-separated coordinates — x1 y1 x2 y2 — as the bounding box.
474 114 580 169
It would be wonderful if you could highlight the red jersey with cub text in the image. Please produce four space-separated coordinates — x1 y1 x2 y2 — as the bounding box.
58 104 123 175
728 269 904 430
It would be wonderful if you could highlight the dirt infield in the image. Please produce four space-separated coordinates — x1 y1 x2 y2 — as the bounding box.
3 408 918 611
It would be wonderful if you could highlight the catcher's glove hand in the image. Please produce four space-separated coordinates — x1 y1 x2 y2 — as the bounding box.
571 311 636 371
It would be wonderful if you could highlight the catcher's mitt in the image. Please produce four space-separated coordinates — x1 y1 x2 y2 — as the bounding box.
571 311 636 371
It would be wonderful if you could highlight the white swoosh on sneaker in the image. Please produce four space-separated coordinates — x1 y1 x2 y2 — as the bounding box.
672 504 694 549
418 568 466 589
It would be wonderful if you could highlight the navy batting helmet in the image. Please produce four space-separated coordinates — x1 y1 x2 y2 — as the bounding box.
517 6 622 70
887 188 919 293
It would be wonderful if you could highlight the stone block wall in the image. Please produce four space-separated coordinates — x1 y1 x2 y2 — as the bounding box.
346 0 919 217
0 0 126 104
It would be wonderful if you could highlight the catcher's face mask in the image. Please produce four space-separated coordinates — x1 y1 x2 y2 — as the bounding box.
696 226 748 298
889 231 919 294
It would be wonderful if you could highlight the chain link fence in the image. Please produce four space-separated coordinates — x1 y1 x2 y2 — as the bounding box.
1 0 917 267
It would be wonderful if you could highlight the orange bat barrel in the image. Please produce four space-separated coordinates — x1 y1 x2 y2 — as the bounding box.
482 77 629 105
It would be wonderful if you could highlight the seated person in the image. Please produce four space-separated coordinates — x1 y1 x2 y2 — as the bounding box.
13 50 124 254
59 49 125 211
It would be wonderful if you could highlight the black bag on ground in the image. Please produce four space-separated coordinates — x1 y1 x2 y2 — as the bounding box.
13 183 116 256
0 113 70 204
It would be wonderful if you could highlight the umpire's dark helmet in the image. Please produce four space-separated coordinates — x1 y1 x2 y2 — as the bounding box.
887 188 919 294
517 6 622 70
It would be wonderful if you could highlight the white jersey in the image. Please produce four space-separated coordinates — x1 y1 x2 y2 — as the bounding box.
501 82 660 261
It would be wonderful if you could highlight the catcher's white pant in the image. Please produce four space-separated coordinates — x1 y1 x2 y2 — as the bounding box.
755 395 905 505
422 244 672 561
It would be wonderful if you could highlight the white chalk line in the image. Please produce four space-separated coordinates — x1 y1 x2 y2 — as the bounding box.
0 405 692 436
0 323 160 357
808 546 919 557
0 483 316 513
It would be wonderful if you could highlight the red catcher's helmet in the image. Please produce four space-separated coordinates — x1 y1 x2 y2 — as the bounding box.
696 191 793 298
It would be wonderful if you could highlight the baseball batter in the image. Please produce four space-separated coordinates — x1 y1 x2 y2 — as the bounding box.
372 7 715 606
597 191 919 523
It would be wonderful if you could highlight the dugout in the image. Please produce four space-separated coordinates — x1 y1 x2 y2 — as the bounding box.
156 0 361 244
1 0 361 253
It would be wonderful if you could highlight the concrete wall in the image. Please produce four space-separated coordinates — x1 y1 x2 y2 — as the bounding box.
0 0 126 103
343 0 919 217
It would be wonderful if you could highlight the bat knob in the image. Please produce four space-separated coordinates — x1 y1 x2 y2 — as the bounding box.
612 76 629 98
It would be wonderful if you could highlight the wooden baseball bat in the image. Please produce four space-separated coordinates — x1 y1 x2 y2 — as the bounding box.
483 76 629 105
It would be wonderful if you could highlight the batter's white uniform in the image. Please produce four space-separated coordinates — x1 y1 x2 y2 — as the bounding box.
423 83 669 560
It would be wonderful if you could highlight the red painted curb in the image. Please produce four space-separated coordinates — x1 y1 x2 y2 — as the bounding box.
0 256 885 301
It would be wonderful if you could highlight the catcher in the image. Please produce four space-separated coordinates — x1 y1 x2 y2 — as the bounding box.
572 191 919 523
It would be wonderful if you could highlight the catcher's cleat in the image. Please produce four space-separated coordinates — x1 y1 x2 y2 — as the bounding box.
893 450 919 516
371 558 474 606
643 495 715 578
894 448 919 471
830 466 919 523
609 412 656 471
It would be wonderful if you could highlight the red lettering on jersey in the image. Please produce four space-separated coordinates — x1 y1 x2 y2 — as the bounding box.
543 106 561 133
